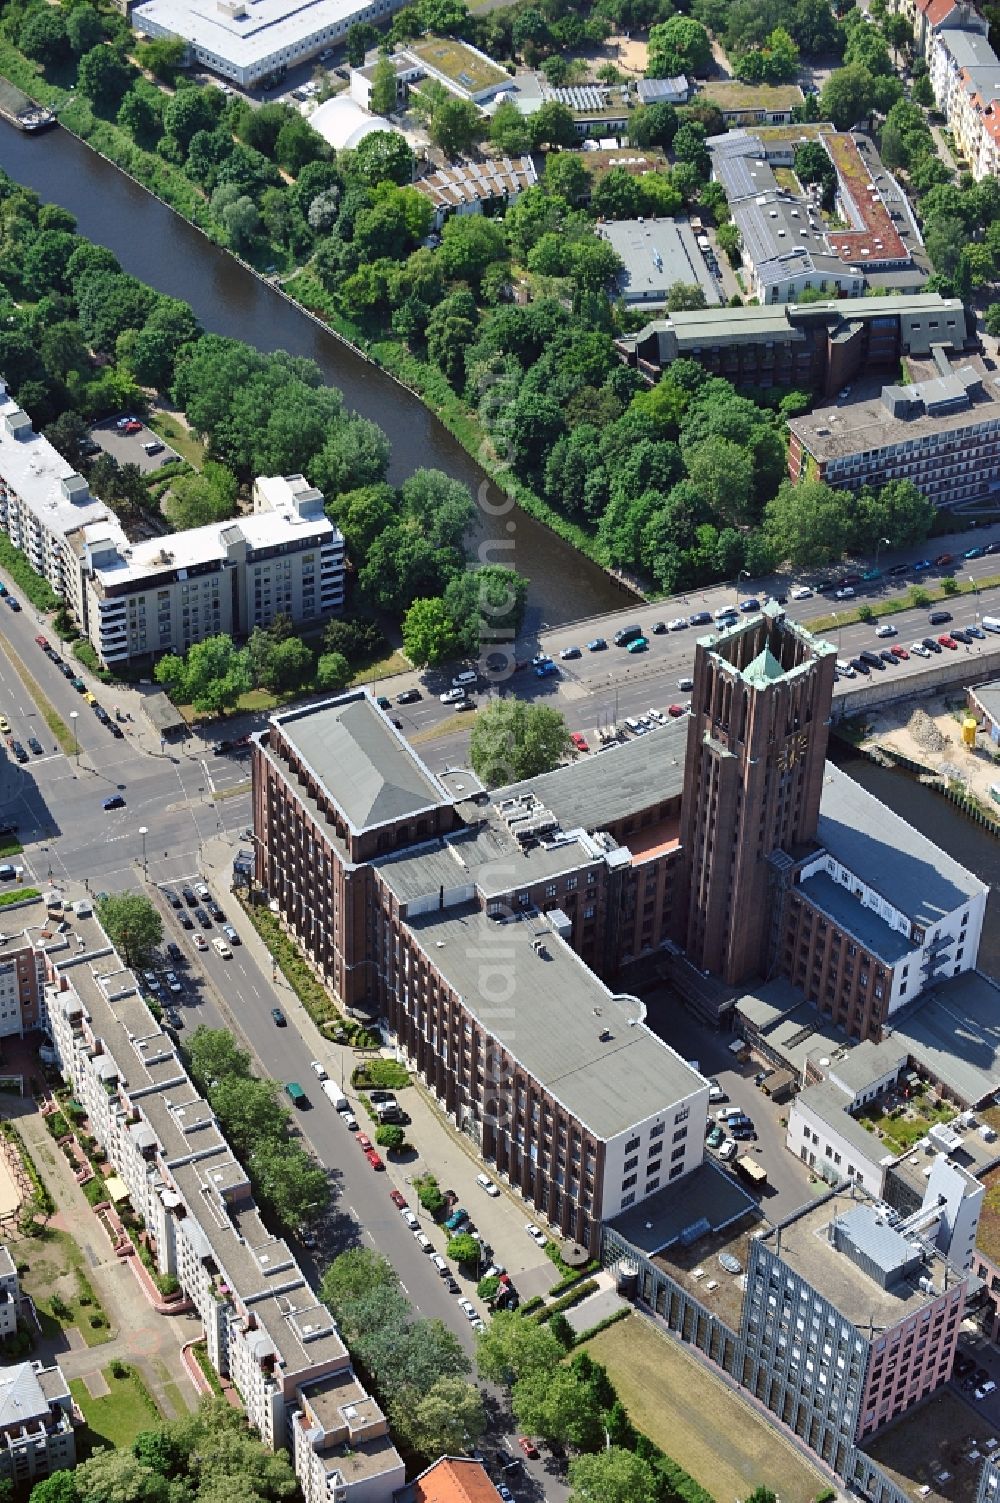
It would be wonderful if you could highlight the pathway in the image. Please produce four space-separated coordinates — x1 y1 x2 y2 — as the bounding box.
7 1098 198 1422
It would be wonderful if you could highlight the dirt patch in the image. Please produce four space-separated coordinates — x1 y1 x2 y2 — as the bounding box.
859 689 1000 803
0 1147 24 1221
606 33 648 75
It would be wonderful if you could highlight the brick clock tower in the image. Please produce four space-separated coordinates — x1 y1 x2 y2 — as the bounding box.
678 603 837 987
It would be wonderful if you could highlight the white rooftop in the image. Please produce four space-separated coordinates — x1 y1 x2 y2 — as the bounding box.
91 475 339 587
132 0 369 69
0 384 116 543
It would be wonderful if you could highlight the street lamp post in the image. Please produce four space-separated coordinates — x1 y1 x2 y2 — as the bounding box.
970 575 981 636
139 825 148 879
69 711 79 767
875 535 891 575
736 568 751 604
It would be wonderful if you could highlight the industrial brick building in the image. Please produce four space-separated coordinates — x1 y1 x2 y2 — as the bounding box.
617 293 971 395
252 606 983 1254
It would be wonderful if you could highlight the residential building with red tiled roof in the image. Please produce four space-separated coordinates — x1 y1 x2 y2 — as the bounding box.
927 23 1000 179
410 1456 503 1503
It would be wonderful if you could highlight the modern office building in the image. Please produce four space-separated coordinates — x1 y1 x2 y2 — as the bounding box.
787 353 1000 507
740 1186 968 1468
595 218 720 308
0 1361 78 1485
76 473 345 667
131 0 404 89
617 293 970 394
43 895 404 1501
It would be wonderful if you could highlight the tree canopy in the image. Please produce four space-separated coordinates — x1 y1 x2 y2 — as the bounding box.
469 699 572 786
95 893 163 968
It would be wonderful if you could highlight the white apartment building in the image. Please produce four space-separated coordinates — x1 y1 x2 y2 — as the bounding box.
0 1247 20 1340
0 381 117 618
0 387 347 668
75 473 345 667
0 1362 77 1485
44 899 404 1502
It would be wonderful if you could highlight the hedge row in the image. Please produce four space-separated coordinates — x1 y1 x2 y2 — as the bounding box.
533 1279 599 1323
0 533 60 611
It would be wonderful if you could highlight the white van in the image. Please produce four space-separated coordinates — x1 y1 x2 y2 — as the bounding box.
982 616 1000 633
836 659 856 678
451 669 477 688
322 1080 349 1112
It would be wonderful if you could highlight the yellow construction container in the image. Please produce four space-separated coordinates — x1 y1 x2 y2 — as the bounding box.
962 715 978 746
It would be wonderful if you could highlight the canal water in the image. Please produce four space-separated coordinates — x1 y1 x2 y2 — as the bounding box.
831 746 1000 980
0 126 631 633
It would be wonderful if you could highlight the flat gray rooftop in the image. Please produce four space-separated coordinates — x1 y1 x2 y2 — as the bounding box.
611 1158 759 1258
800 870 916 965
789 361 1000 463
274 693 448 833
761 1187 954 1327
497 719 687 831
737 979 855 1075
890 971 1000 1108
818 763 985 930
375 817 601 907
793 1079 897 1172
596 218 720 306
404 905 705 1141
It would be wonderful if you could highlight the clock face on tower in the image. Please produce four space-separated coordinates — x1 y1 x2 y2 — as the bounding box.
777 731 809 771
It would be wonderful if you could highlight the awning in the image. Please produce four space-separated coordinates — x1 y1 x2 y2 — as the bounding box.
104 1175 130 1205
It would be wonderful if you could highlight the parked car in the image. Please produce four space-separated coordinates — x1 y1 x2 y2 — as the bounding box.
689 610 712 624
103 794 126 810
389 1189 407 1209
922 637 943 654
874 624 897 638
440 687 467 704
570 732 589 753
193 932 208 951
890 646 909 660
586 638 607 651
164 972 182 994
271 1007 286 1026
163 887 181 908
476 1173 500 1196
525 1222 547 1246
560 646 581 659
517 1438 539 1459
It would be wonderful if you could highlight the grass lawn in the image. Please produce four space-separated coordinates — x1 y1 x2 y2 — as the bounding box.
69 1365 161 1454
856 1089 956 1155
808 573 1000 635
15 1227 114 1348
582 1316 826 1503
147 412 205 470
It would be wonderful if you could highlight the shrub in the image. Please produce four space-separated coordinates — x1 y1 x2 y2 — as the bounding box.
375 1124 405 1152
89 1313 104 1329
0 534 60 611
533 1278 599 1321
941 576 959 596
50 1293 71 1320
353 1058 408 1090
816 1490 837 1503
856 603 873 622
414 1172 445 1218
110 1358 131 1379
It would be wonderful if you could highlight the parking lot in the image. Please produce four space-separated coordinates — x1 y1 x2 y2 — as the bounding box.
642 987 819 1222
89 415 180 473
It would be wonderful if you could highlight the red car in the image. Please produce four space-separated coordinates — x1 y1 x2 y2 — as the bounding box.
356 1132 373 1152
938 635 958 649
123 420 143 435
365 1149 385 1171
890 645 909 660
517 1438 539 1459
570 732 589 753
667 704 686 718
389 1189 407 1209
935 553 953 566
34 635 48 649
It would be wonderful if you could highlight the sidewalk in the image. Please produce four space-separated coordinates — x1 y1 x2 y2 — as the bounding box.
199 834 558 1289
8 1098 198 1421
